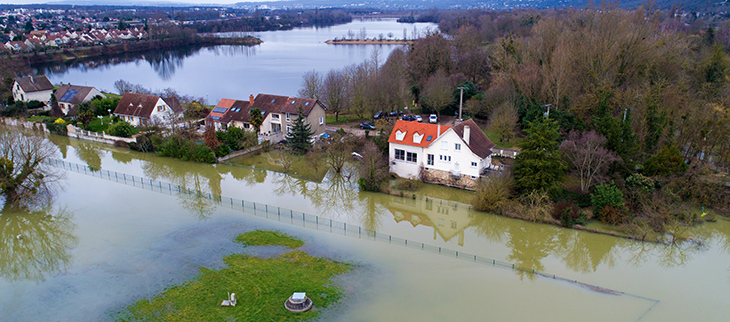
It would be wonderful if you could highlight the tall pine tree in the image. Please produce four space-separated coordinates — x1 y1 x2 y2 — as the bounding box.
514 117 566 193
286 105 314 155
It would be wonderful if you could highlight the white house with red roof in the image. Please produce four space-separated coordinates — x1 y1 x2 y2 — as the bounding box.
388 119 496 189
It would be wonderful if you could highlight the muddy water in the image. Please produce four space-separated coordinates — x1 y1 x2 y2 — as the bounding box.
1 136 729 321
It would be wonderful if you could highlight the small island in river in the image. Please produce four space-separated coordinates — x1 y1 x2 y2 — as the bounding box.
325 38 414 45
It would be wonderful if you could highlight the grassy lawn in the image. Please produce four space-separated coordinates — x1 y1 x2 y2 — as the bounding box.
26 115 56 123
87 116 139 135
116 231 351 322
482 127 521 150
325 114 366 125
235 230 304 248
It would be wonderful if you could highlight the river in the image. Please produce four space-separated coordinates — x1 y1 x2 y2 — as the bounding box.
0 134 728 321
35 18 438 104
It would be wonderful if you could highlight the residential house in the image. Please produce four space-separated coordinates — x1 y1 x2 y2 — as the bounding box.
113 92 184 127
249 93 327 138
205 94 327 140
12 75 53 103
53 83 105 116
388 119 495 190
205 98 251 131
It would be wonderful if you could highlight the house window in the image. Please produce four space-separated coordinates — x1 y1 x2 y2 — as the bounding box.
272 123 282 133
406 152 417 163
394 149 405 161
157 105 165 111
319 117 324 125
243 123 250 129
427 154 434 166
455 143 461 151
441 141 448 150
471 162 477 167
286 125 292 133
272 114 280 121
440 155 451 162
286 113 291 121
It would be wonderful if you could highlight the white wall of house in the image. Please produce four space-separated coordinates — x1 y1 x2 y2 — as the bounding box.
389 129 492 180
149 98 176 125
12 81 52 103
427 130 487 178
389 142 425 179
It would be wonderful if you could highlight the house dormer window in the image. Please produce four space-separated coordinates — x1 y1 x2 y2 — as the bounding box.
413 132 424 144
395 130 406 141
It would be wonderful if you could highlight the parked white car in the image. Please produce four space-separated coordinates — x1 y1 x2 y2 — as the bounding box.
429 114 438 123
415 115 423 122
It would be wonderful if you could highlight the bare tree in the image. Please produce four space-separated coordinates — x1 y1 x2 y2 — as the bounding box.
559 131 619 193
321 69 349 123
113 79 134 95
421 69 453 116
489 101 519 143
0 132 61 207
324 134 353 173
358 141 388 192
298 70 323 100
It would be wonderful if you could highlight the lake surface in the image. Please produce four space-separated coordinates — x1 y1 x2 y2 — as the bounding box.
1 134 729 321
36 19 437 104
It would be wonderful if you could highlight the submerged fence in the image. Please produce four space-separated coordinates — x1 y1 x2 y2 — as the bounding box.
49 158 659 318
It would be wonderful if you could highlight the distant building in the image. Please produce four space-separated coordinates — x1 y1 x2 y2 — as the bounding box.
53 83 104 116
12 75 53 104
113 92 184 127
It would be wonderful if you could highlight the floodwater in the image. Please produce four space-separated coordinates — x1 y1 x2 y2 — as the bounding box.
35 18 437 104
1 134 729 321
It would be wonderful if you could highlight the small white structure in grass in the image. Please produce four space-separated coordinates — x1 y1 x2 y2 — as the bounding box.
221 292 236 307
291 292 306 303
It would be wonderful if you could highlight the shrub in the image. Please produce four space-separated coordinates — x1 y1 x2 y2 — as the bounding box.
591 181 624 217
192 144 216 163
626 173 654 193
395 178 422 191
107 121 135 137
215 144 231 157
472 174 513 213
643 145 688 176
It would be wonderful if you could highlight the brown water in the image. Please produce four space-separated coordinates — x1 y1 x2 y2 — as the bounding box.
0 135 729 321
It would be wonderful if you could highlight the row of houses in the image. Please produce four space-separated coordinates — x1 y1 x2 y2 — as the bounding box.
12 74 497 190
4 27 146 52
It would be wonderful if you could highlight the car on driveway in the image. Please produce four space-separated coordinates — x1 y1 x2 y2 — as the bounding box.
359 122 376 130
402 115 415 121
415 115 423 122
429 114 438 123
389 110 403 117
373 111 384 119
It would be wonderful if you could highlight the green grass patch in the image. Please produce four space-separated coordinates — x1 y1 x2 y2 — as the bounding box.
235 230 304 248
482 127 521 150
325 114 366 125
26 115 56 123
116 233 351 322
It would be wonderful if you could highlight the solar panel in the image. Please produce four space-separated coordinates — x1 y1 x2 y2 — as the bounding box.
212 107 228 113
211 115 221 120
60 89 78 102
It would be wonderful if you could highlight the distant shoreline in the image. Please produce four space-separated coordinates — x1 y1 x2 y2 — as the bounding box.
325 39 414 45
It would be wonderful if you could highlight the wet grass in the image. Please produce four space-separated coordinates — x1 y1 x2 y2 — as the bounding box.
116 231 351 322
325 114 366 125
234 230 305 248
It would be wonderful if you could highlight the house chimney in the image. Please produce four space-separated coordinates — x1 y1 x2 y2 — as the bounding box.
249 94 254 105
463 125 470 145
437 124 441 137
30 76 34 84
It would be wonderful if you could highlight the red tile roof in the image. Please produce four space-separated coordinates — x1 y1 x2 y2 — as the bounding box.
388 120 450 148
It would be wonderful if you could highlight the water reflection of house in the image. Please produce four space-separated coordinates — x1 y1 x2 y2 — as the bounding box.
387 196 474 246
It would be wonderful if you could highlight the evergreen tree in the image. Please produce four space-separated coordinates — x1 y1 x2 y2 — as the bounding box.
286 106 314 155
514 118 566 193
249 108 263 134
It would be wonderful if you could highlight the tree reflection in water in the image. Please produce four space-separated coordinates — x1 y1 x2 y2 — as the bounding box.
140 160 222 221
0 202 77 282
74 142 104 171
554 231 619 273
505 225 557 280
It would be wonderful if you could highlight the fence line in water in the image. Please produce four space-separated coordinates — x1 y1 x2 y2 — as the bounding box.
49 158 659 319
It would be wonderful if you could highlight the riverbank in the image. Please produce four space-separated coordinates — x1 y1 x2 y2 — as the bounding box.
325 39 414 45
116 230 351 321
8 36 262 66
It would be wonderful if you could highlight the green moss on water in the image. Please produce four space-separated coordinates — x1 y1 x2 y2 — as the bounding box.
235 230 305 248
116 232 350 322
